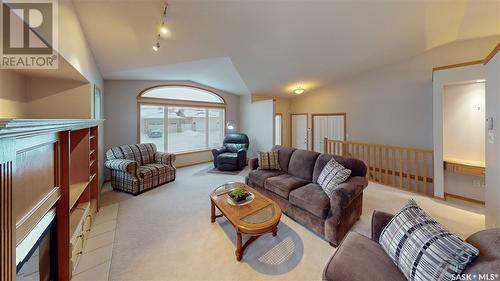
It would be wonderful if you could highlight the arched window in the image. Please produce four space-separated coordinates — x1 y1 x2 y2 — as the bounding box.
137 85 226 154
140 86 225 104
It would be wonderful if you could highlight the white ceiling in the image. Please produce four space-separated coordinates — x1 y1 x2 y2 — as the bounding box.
72 0 500 97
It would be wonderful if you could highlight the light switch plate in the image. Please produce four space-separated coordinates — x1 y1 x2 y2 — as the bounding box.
487 117 494 130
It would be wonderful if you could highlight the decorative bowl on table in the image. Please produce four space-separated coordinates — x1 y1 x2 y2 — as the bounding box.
228 187 251 204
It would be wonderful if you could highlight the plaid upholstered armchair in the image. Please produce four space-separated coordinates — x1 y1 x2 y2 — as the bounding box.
105 143 176 195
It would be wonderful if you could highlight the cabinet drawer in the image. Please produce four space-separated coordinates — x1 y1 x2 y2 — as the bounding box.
71 233 84 272
83 214 92 233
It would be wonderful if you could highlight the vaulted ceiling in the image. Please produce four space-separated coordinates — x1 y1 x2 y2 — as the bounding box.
72 0 500 97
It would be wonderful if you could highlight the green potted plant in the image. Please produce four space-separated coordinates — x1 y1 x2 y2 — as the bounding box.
229 187 250 203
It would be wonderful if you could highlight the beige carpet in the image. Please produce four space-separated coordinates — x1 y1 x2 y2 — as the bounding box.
97 163 485 280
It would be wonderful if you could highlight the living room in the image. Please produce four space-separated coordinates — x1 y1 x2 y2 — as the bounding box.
0 0 499 280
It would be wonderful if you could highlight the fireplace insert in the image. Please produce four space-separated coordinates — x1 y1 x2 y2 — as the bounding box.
16 209 56 281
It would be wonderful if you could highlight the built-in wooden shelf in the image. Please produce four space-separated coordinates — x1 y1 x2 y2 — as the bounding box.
444 157 485 177
69 182 90 209
0 119 101 281
69 203 89 242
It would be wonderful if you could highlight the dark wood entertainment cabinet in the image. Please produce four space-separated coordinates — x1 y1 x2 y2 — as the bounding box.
0 119 102 281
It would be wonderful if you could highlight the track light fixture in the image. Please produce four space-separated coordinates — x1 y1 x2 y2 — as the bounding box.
152 3 169 52
159 4 169 35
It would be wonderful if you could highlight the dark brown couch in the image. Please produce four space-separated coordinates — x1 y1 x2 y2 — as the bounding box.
245 145 368 246
323 211 500 281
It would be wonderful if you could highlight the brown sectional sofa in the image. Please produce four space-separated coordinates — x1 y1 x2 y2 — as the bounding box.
323 211 500 281
245 145 368 246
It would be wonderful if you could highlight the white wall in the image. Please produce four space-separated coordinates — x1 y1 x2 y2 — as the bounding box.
25 78 91 119
58 0 103 88
240 95 274 158
485 50 500 227
0 70 26 118
103 80 241 173
443 82 485 162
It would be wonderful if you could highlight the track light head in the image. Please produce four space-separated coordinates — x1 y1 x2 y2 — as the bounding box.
152 41 160 51
159 23 169 35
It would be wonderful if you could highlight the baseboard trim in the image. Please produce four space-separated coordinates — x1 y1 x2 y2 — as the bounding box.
444 192 485 205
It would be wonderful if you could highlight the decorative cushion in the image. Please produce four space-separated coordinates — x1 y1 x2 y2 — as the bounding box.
258 151 281 170
379 199 479 281
225 143 244 153
317 158 351 198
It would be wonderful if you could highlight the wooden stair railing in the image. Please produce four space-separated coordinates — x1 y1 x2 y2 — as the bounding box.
324 138 434 196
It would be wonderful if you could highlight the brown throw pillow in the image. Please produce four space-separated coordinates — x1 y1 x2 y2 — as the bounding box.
258 151 281 170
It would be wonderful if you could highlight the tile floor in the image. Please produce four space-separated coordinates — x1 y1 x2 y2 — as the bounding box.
71 203 119 281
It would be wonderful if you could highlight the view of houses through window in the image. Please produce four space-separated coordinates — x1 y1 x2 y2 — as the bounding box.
140 105 224 153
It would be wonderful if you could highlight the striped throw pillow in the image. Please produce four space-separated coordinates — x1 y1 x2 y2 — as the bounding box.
379 199 479 281
258 151 280 170
317 158 351 198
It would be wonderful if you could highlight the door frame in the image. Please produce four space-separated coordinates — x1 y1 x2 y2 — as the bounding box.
290 113 309 150
275 113 283 146
311 113 347 152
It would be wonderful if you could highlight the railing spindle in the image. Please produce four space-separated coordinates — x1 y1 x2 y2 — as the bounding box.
423 152 428 194
392 148 396 186
399 148 403 189
414 151 419 192
385 146 389 184
406 150 411 190
378 146 382 183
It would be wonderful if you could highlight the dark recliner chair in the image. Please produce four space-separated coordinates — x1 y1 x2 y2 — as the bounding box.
212 133 249 171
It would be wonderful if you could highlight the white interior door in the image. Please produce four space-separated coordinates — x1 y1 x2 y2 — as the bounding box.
313 115 345 153
291 114 308 149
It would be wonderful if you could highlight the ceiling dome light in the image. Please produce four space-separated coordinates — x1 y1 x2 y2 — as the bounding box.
293 88 305 95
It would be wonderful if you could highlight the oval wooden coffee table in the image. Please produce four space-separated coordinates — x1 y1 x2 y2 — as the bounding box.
210 182 282 261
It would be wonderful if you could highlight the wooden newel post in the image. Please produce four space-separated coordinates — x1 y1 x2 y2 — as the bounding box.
324 137 328 154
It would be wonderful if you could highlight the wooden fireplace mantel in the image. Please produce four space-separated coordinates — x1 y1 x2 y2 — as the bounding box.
0 119 101 138
0 119 102 281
